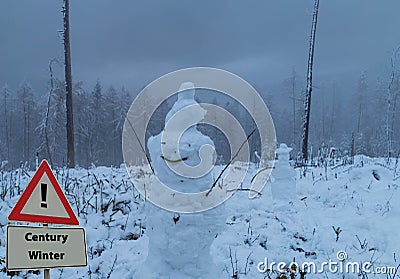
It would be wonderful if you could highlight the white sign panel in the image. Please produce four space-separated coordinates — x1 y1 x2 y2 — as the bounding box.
6 226 87 271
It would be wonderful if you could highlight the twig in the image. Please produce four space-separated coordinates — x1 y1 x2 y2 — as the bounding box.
242 252 253 275
107 254 118 278
301 196 308 208
332 226 342 242
125 117 154 174
207 129 256 196
227 188 262 196
250 166 274 184
58 268 64 279
355 234 367 249
230 247 238 279
331 163 345 170
389 263 400 279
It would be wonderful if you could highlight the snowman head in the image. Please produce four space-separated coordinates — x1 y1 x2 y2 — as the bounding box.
177 81 195 102
276 143 292 162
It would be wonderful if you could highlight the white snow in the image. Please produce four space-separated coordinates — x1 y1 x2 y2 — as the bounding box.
1 155 400 278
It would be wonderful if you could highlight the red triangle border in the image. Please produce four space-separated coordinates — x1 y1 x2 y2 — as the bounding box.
8 160 79 225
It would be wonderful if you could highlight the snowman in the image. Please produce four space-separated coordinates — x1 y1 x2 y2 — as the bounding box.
139 82 224 278
271 143 296 211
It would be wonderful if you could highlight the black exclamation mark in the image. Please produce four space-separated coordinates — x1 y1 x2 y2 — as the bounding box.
41 183 47 208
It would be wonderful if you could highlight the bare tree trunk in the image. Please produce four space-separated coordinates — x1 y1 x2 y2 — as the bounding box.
386 91 392 160
329 83 336 137
44 59 57 166
357 103 362 134
291 69 297 148
22 87 30 164
27 103 30 166
301 0 320 163
386 46 400 161
63 0 75 168
350 132 355 164
3 88 10 161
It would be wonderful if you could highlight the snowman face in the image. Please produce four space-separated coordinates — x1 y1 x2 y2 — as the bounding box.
162 127 213 167
277 153 290 162
178 128 204 166
276 144 292 163
157 125 216 181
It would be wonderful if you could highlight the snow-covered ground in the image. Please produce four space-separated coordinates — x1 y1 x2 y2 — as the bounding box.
1 156 400 278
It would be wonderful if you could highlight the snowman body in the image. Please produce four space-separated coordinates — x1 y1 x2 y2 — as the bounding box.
271 144 296 206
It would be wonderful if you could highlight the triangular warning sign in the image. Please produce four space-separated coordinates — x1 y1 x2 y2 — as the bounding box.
8 160 79 225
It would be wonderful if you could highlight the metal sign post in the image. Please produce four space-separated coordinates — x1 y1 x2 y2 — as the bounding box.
44 268 50 279
43 224 50 279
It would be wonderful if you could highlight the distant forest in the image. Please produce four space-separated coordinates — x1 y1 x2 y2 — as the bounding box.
1 62 399 170
0 80 132 169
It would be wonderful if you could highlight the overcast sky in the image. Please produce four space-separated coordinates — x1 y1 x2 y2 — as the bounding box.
1 0 400 95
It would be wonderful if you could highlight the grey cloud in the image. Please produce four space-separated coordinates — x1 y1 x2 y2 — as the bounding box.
1 0 400 93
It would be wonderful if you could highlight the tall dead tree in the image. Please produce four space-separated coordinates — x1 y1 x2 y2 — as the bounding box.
2 86 10 161
63 0 75 167
386 46 400 161
301 0 320 162
290 69 297 148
